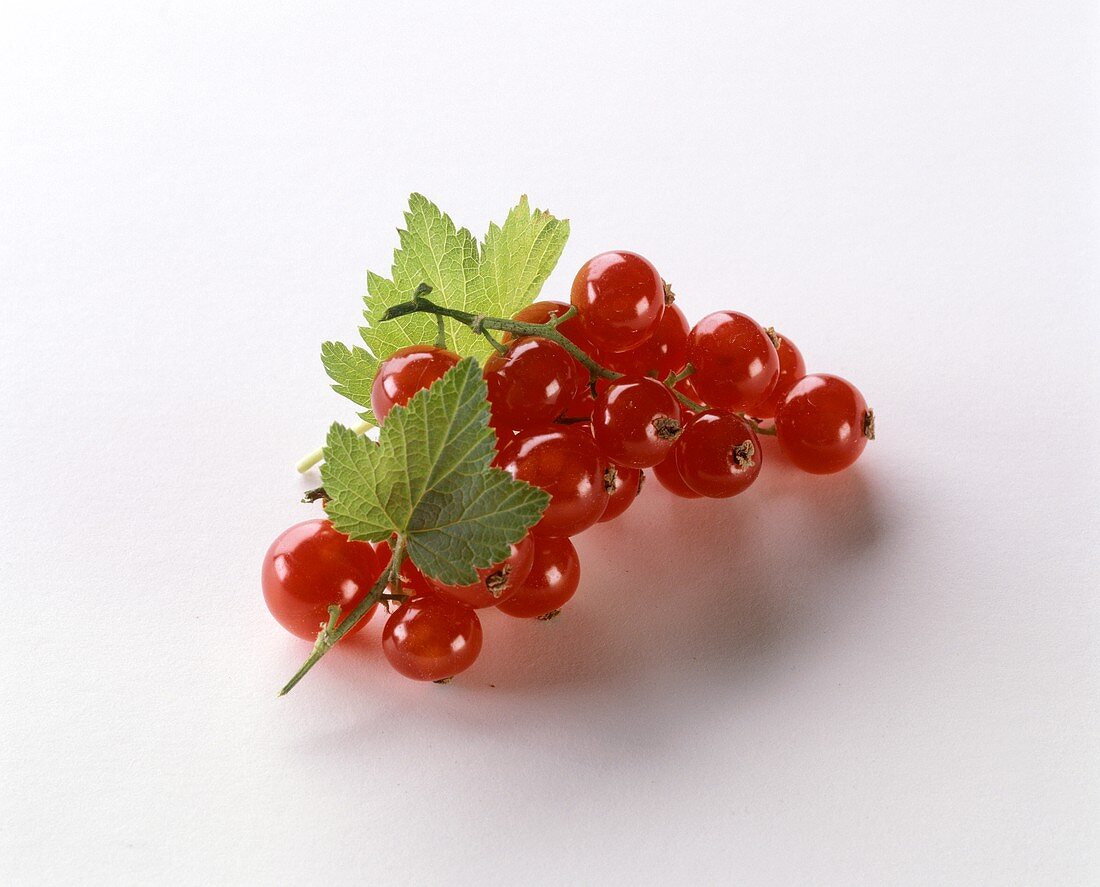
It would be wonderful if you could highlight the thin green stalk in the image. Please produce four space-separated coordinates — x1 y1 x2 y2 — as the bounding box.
296 418 373 473
381 293 622 381
278 535 406 696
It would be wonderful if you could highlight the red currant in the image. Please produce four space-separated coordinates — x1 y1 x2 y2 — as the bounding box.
570 251 666 353
261 519 382 640
687 312 779 413
371 344 460 422
591 378 683 469
484 337 580 430
429 536 535 609
754 332 806 419
381 595 482 681
494 425 609 536
604 302 689 378
673 411 762 498
651 450 702 499
496 536 581 619
597 464 643 522
775 374 873 474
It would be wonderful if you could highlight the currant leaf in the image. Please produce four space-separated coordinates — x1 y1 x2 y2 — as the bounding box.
322 194 569 417
319 358 549 585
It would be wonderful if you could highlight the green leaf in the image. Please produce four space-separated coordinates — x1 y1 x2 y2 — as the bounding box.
320 342 376 424
323 194 569 414
480 195 570 323
319 358 549 585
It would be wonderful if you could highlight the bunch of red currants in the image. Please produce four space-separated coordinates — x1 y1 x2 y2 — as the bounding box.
264 251 874 684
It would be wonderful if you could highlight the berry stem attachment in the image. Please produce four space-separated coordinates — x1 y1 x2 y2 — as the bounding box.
278 534 406 696
737 414 778 437
380 288 622 381
296 419 373 473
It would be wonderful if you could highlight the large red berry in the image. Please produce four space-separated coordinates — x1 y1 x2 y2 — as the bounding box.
597 464 643 523
381 596 482 681
591 378 683 469
371 344 460 422
484 336 581 430
775 374 873 474
687 312 779 413
673 411 762 498
496 536 581 619
604 303 689 379
494 425 609 537
261 519 382 640
429 536 535 609
570 251 666 353
754 332 806 419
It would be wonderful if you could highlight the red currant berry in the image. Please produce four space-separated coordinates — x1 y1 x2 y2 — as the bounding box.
484 337 581 430
374 539 435 597
775 374 873 474
687 312 780 413
261 519 382 640
570 251 666 353
651 451 702 499
371 344 460 422
591 378 683 469
597 464 643 522
604 302 689 379
673 411 762 498
381 595 483 681
754 332 806 419
429 536 535 609
496 536 581 619
494 425 609 536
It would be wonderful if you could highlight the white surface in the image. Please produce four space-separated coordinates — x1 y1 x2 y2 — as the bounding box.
1 2 1098 884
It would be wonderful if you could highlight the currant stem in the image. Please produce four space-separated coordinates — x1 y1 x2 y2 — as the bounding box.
278 535 406 696
381 294 622 381
738 414 777 437
295 418 373 473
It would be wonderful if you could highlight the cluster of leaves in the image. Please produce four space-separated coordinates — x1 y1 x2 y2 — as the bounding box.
316 196 568 584
322 194 570 425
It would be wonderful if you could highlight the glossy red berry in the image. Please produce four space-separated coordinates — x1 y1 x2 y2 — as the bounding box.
597 464 643 522
673 411 762 498
494 425 609 537
381 595 483 681
775 374 873 474
604 303 690 378
371 345 460 422
651 451 702 499
687 312 779 413
754 332 806 419
261 519 382 640
570 251 666 353
484 337 581 430
496 536 581 619
591 378 683 469
429 536 535 609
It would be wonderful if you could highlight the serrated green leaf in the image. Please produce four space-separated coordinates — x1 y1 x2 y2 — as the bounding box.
323 194 570 415
320 358 549 585
320 341 376 424
480 195 570 322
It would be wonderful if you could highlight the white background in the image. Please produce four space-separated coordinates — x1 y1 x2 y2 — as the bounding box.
2 2 1098 884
